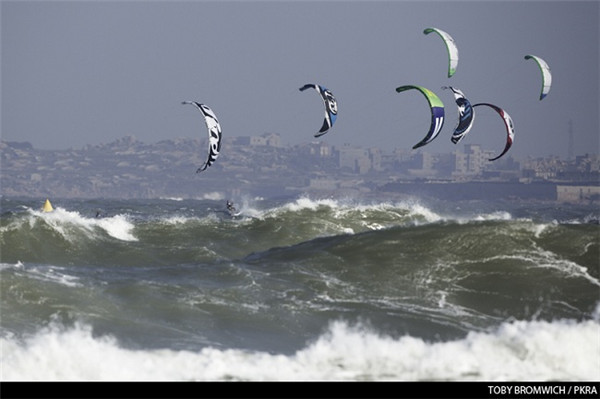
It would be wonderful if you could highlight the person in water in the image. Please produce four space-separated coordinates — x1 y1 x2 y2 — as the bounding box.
226 201 237 214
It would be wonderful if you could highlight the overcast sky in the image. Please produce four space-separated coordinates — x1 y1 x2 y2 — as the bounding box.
2 0 599 160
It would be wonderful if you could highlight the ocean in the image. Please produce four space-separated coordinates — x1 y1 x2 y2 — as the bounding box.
1 195 598 383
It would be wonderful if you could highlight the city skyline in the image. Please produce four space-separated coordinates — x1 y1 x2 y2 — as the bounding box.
3 130 597 177
2 126 593 163
2 134 597 202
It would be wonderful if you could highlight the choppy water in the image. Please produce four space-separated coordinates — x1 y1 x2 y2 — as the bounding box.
1 196 598 381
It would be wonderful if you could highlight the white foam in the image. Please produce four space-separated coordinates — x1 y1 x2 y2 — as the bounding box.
277 197 518 227
2 317 598 381
473 211 513 222
1 262 81 287
95 214 137 241
283 197 339 212
404 202 444 224
31 266 82 287
29 207 137 242
527 247 600 287
271 197 440 222
0 261 25 271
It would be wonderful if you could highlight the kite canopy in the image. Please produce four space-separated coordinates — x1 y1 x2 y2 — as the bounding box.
524 54 552 100
442 86 475 144
299 83 338 138
473 103 515 161
424 27 459 78
396 85 445 150
182 101 222 173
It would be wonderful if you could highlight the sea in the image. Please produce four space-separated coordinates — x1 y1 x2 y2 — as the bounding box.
1 194 599 384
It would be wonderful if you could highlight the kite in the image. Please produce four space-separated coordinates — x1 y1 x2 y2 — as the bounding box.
442 86 475 144
299 84 338 138
396 85 445 150
182 101 222 173
473 103 515 161
423 27 459 78
524 54 552 100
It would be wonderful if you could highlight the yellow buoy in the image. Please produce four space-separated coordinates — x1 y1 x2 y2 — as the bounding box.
42 199 54 212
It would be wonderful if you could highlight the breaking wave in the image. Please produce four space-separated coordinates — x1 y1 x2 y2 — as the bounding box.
2 315 598 381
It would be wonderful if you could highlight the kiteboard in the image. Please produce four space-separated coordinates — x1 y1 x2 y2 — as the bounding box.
228 208 242 218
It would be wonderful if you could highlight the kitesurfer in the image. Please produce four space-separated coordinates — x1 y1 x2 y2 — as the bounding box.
226 201 237 215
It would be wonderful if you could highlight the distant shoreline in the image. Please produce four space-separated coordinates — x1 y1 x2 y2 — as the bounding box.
2 180 599 206
2 139 598 202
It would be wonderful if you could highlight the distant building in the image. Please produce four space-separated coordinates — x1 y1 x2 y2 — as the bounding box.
463 144 487 175
308 141 331 157
337 143 370 174
408 152 435 177
368 148 383 172
451 151 468 178
557 185 600 203
233 133 282 147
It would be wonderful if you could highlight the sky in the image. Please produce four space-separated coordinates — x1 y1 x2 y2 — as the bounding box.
2 0 599 161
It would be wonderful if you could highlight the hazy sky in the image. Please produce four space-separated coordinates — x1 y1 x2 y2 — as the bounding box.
2 0 599 160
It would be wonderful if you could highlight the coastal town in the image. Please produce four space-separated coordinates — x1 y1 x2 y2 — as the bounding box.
1 133 598 203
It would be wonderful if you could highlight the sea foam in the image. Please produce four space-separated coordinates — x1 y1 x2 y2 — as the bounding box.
31 207 137 242
2 317 598 381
